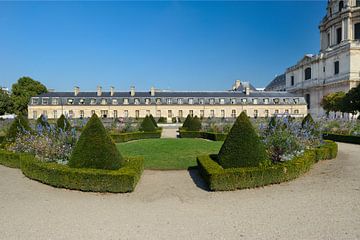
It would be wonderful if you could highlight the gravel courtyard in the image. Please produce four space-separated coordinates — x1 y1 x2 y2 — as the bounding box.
0 142 359 240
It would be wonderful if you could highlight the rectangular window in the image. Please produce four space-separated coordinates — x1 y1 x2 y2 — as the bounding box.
32 98 39 105
199 98 204 104
135 110 140 119
33 111 37 119
265 110 269 117
188 98 193 105
327 32 330 47
334 61 340 75
52 98 59 105
145 98 150 105
69 110 74 118
357 0 360 7
178 110 183 118
231 98 236 104
254 110 258 118
209 98 215 105
112 99 118 105
291 76 294 86
90 98 96 105
241 98 247 103
231 109 236 118
53 110 57 119
305 94 311 110
146 110 150 116
210 110 215 118
200 110 204 118
263 98 269 104
220 98 225 105
42 98 48 105
177 98 183 104
275 109 279 114
189 110 193 117
156 110 161 118
166 98 172 104
42 110 47 117
123 98 129 105
156 98 162 104
221 110 225 118
101 110 108 118
336 27 342 44
285 109 289 114
113 110 118 118
134 98 140 105
124 110 128 118
252 98 258 104
168 110 172 118
355 23 360 40
80 110 84 118
294 109 299 114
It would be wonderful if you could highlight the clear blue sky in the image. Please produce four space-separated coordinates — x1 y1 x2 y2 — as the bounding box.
0 1 326 92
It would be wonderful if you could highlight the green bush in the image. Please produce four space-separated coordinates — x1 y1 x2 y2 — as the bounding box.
110 131 162 143
157 117 167 123
179 130 227 141
188 116 202 131
57 114 71 131
149 114 158 128
182 115 193 129
69 114 124 170
6 115 31 143
0 150 22 168
140 116 157 132
323 133 360 144
20 154 144 193
218 112 267 168
197 141 338 191
301 113 315 128
36 114 50 128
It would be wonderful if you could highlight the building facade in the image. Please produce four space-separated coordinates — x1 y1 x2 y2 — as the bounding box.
28 81 307 120
285 0 360 116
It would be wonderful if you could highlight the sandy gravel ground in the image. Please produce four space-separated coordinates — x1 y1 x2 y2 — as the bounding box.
0 142 359 240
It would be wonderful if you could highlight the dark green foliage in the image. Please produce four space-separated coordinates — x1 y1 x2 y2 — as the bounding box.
268 116 277 130
182 115 193 129
0 150 22 168
188 116 202 131
11 77 47 115
149 114 158 127
110 131 162 143
6 115 31 142
218 112 267 168
323 133 360 144
69 114 124 170
157 117 167 123
197 141 338 191
36 114 50 128
0 90 13 115
179 130 227 141
301 113 315 128
140 116 157 132
57 114 71 131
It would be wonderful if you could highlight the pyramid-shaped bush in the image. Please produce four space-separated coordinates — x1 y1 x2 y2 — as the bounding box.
188 116 202 131
6 115 31 142
301 113 315 128
140 116 157 132
68 114 124 170
57 114 72 131
182 114 193 129
149 114 158 128
218 112 267 168
36 114 50 128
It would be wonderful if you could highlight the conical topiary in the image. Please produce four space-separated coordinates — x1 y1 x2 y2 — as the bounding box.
182 114 193 129
301 113 314 128
188 115 202 131
140 115 156 132
57 114 72 131
6 115 31 142
68 114 124 170
36 114 50 128
218 111 268 168
268 116 277 130
149 114 158 128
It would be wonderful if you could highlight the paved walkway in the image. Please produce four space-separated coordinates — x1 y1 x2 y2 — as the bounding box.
0 143 359 240
160 125 179 138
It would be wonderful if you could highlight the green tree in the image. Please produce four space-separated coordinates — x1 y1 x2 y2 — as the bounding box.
321 92 346 117
301 113 315 128
341 84 360 114
6 115 31 143
11 77 47 115
0 89 13 115
182 115 193 129
218 112 268 168
188 116 202 131
68 114 124 170
36 114 50 128
149 114 158 128
140 116 156 132
57 114 72 131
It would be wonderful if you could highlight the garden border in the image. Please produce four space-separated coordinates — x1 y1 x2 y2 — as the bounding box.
178 130 227 141
110 130 162 143
197 140 338 191
323 133 360 144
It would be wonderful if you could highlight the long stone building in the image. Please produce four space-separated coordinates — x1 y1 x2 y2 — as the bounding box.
267 0 360 116
27 80 307 120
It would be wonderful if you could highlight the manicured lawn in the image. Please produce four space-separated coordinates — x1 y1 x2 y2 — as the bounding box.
117 138 223 170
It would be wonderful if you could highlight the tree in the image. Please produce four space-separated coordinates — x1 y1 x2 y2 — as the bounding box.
341 84 360 114
68 114 124 170
5 115 31 143
0 89 13 115
11 77 47 115
188 116 202 131
149 114 158 128
140 116 156 132
218 112 268 168
57 114 72 131
321 92 346 117
36 114 50 128
301 113 315 128
182 115 193 129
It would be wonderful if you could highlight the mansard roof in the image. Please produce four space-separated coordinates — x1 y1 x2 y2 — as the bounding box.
264 74 286 91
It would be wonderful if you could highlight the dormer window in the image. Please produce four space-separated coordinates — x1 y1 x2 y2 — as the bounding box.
145 98 151 105
134 98 140 105
273 98 280 104
177 98 183 104
79 98 85 105
263 98 269 104
112 99 118 105
42 98 48 105
52 98 59 105
67 98 74 105
220 98 225 104
101 98 107 105
199 98 204 104
231 98 236 104
188 98 193 104
156 98 162 104
123 98 129 105
252 98 258 104
209 98 215 105
90 98 97 105
293 98 299 104
241 98 247 103
32 98 39 105
166 98 172 104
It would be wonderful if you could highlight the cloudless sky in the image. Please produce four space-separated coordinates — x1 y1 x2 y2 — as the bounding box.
0 1 326 92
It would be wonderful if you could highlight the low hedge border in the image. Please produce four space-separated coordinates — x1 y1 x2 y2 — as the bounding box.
323 133 360 144
110 130 162 143
0 151 144 193
197 140 338 191
179 130 227 141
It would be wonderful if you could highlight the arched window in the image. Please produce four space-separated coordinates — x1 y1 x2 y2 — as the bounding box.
305 67 312 80
355 23 360 40
339 1 344 11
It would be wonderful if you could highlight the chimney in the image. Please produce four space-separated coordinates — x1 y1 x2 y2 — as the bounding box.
235 80 241 89
97 86 102 96
74 86 80 96
110 86 115 97
245 87 250 95
130 86 135 96
150 86 155 96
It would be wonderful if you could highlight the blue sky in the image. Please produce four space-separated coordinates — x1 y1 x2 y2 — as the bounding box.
0 1 326 92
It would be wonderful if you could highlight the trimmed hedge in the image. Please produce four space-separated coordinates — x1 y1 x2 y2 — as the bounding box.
197 140 338 191
110 130 162 143
323 133 360 144
0 150 144 193
179 130 227 141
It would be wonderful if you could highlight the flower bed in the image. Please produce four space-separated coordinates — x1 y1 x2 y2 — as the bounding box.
0 150 144 193
178 130 227 141
110 130 162 143
197 140 338 191
323 133 360 144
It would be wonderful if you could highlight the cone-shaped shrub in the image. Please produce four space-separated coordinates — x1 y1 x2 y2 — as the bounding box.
188 115 202 131
301 113 314 128
36 114 50 128
268 116 277 130
149 114 158 128
6 115 31 142
68 114 124 170
218 112 268 168
57 114 72 131
182 114 193 129
140 116 156 132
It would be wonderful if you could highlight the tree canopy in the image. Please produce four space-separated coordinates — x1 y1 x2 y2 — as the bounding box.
0 89 13 115
320 92 346 116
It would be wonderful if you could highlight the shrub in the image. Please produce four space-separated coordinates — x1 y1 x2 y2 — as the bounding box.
172 117 177 123
149 114 158 128
57 114 72 131
182 115 193 129
36 114 50 128
140 116 157 132
0 150 22 168
110 131 162 143
323 133 360 144
157 117 167 123
218 112 268 168
179 130 227 141
187 116 201 131
5 115 31 143
302 113 315 128
68 114 124 170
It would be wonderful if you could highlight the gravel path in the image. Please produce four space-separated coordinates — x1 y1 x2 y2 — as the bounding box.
0 142 359 240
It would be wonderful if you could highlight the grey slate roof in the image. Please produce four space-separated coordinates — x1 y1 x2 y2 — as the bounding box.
265 74 286 91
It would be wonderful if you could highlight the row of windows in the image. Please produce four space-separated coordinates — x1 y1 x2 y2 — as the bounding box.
32 97 302 105
325 23 360 49
33 109 301 120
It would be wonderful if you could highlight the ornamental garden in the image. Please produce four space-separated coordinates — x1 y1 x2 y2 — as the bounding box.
0 106 354 193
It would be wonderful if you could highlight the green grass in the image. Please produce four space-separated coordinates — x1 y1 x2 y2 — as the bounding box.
117 138 223 170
